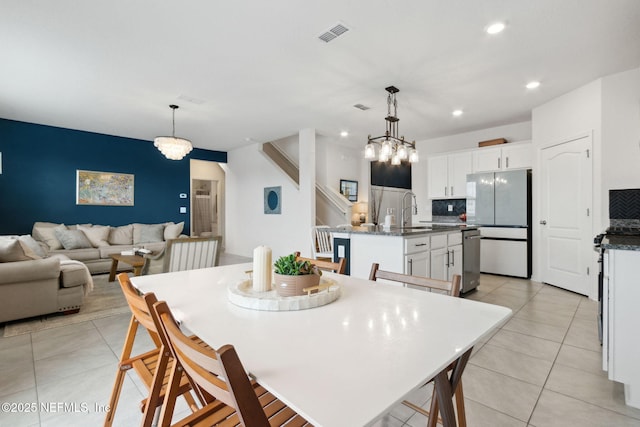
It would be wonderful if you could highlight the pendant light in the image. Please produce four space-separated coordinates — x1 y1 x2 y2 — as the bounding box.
364 86 419 163
154 105 193 160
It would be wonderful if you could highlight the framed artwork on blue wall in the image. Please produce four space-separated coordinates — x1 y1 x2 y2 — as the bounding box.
264 186 281 214
76 170 134 206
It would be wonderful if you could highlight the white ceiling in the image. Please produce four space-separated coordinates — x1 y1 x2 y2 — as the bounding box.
1 1 639 152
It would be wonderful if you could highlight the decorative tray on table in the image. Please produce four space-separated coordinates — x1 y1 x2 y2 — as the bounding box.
227 278 341 311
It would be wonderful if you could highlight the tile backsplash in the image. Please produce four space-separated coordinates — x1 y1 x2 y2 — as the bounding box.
432 199 466 217
609 189 640 228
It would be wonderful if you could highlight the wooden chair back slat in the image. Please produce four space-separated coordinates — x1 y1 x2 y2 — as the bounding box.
118 273 161 344
294 252 346 274
369 263 461 297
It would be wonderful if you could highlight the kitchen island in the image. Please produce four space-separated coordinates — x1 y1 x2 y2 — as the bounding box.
329 224 477 290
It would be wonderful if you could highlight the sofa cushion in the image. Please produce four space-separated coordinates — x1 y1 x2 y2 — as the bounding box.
164 222 185 240
0 239 41 262
77 225 110 247
133 223 165 244
50 248 100 262
59 262 89 288
109 225 133 245
32 222 65 250
18 235 48 258
54 228 93 250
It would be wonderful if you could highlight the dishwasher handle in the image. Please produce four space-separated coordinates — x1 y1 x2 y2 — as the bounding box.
464 235 482 240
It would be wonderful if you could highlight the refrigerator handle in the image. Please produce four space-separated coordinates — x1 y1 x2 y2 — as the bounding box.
446 250 450 267
408 258 413 275
498 157 501 169
506 157 509 168
450 250 454 267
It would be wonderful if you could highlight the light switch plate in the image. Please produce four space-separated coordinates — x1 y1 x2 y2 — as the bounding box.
448 204 453 212
179 207 187 214
338 245 345 258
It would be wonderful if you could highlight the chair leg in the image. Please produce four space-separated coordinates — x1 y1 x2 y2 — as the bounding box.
454 381 466 427
104 367 127 426
427 393 439 427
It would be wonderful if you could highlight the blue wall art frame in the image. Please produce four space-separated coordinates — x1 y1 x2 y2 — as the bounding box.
264 186 282 214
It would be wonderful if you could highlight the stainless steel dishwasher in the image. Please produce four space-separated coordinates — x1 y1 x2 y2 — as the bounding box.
461 228 481 293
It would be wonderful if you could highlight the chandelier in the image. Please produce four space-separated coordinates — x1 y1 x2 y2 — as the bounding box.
154 105 193 160
364 86 419 164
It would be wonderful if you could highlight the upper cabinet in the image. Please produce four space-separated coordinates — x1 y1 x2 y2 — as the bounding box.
472 141 532 173
427 151 473 199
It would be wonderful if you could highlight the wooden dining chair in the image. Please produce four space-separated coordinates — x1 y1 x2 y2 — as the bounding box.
369 264 466 427
150 300 313 427
294 251 346 274
104 273 200 427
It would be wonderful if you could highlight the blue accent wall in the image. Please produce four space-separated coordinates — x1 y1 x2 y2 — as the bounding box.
0 118 226 235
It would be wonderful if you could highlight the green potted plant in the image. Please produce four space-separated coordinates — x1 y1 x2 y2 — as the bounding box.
273 253 322 297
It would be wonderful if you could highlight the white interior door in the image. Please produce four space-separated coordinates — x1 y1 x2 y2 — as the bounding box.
540 135 592 295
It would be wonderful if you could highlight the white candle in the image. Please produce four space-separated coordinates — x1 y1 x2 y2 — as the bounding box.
252 245 272 292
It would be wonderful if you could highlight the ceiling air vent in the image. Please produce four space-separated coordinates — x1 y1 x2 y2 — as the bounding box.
318 22 350 43
354 104 370 111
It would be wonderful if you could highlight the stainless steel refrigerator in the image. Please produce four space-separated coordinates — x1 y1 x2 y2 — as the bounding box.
466 169 532 278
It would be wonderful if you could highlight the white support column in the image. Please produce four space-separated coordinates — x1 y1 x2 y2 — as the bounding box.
299 129 316 256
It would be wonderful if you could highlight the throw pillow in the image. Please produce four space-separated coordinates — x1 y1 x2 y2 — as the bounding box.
109 224 133 245
0 239 41 262
164 222 185 240
18 235 48 258
32 222 64 250
78 225 110 247
54 228 93 250
136 224 165 244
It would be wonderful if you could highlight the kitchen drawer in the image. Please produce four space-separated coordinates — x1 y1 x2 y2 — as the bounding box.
430 233 447 249
447 232 462 246
404 236 429 254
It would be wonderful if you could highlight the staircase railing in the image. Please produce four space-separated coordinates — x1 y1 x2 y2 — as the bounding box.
260 142 352 225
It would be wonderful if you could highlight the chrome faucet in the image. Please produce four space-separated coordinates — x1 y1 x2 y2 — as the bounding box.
401 191 418 228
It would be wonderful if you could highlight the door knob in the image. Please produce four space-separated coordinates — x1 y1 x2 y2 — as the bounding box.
540 220 547 225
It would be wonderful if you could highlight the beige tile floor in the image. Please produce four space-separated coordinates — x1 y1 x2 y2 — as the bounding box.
2 264 640 427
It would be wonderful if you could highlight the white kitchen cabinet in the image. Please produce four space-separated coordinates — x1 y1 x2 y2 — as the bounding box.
405 235 430 278
427 151 472 199
405 251 429 277
429 231 462 281
473 141 531 173
602 249 640 409
448 244 462 281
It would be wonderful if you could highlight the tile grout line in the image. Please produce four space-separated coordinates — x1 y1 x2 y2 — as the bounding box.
29 331 42 426
524 287 581 426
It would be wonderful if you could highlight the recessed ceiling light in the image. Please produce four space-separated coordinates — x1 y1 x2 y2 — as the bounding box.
340 131 349 137
452 110 463 117
526 81 541 89
486 22 505 34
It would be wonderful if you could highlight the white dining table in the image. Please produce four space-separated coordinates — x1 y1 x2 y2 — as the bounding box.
131 263 512 427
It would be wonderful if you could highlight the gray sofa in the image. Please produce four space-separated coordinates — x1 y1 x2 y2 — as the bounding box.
0 238 90 323
31 221 184 274
0 221 184 323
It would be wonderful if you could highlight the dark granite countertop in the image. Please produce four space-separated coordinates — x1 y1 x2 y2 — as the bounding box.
602 235 640 251
328 224 475 237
